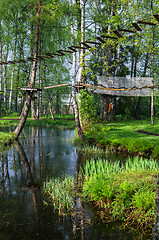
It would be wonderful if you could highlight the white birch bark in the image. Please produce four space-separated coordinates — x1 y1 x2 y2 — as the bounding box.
0 26 2 92
69 0 85 140
36 63 42 118
9 37 17 108
14 1 41 138
77 0 85 84
49 101 54 120
0 25 2 117
4 52 8 104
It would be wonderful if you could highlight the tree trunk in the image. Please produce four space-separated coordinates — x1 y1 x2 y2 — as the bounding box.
99 3 113 121
69 0 85 140
0 24 2 118
31 99 37 120
100 95 108 121
0 23 2 92
49 101 54 120
37 63 42 118
14 1 41 138
9 36 17 109
4 39 9 105
77 0 86 84
151 26 154 126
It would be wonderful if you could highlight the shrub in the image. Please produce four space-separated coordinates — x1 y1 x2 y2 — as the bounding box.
79 90 98 131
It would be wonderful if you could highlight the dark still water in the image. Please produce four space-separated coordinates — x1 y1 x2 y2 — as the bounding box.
0 127 154 240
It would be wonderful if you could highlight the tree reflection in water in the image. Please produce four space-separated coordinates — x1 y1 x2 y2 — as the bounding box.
0 126 156 240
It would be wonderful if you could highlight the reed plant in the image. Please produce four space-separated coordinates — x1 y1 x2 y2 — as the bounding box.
80 156 159 230
43 175 75 214
76 145 107 154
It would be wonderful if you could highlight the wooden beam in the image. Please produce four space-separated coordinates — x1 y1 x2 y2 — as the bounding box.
46 52 54 56
138 20 157 26
132 22 142 31
56 50 65 55
96 37 106 43
19 59 27 63
81 42 91 48
49 53 62 56
27 57 34 61
59 49 73 53
100 35 117 40
20 87 40 92
38 55 53 58
118 28 136 33
154 14 159 22
113 30 123 38
44 83 70 89
85 40 101 45
68 47 77 52
71 45 87 49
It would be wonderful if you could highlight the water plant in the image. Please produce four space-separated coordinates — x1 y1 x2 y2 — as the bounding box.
43 175 75 214
76 144 107 154
80 156 159 230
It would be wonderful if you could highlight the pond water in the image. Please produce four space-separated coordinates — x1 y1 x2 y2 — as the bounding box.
0 126 156 240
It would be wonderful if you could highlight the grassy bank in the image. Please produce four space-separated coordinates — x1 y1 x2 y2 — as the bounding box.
0 115 75 146
0 114 75 128
0 132 16 147
74 120 159 158
80 157 158 230
43 157 159 232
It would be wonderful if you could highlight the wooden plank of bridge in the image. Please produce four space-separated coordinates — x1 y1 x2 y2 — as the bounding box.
44 83 70 89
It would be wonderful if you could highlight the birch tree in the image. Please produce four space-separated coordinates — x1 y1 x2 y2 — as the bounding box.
14 1 41 138
69 0 85 140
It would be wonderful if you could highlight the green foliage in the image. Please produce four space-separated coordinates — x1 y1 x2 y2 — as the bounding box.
80 157 159 229
43 175 75 214
132 189 156 211
152 145 159 158
0 132 15 146
79 120 159 157
79 90 98 131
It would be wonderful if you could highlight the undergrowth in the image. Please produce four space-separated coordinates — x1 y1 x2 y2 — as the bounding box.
43 156 159 232
80 156 159 230
76 120 159 158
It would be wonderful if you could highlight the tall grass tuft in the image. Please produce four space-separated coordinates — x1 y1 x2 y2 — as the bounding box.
125 156 159 172
76 145 106 154
80 156 159 229
43 175 75 214
81 156 159 180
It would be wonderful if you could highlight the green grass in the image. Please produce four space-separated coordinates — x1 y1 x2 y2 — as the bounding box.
0 132 16 146
43 156 159 231
43 175 75 214
0 116 75 128
24 119 75 129
80 156 159 230
76 120 159 157
0 117 75 146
